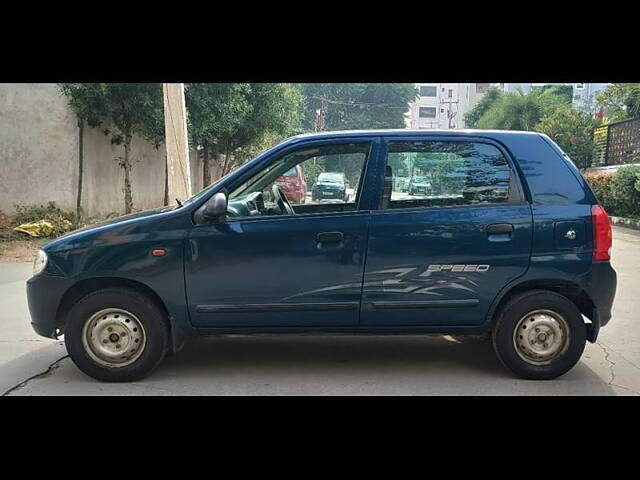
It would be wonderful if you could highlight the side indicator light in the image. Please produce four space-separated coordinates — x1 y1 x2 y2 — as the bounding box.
151 249 167 257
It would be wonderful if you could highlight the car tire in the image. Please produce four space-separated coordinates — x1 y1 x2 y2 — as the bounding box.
64 288 169 382
491 290 586 380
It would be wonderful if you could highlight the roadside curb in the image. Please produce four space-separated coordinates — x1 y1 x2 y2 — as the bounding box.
611 216 640 231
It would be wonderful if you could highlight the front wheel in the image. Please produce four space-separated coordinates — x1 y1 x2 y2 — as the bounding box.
492 290 586 380
64 288 169 382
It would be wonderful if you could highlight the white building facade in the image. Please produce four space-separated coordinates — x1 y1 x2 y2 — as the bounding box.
408 83 493 130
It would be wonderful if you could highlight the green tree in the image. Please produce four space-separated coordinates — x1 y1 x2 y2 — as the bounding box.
476 88 569 131
58 83 165 214
185 83 252 186
463 87 502 128
186 83 303 182
536 107 600 169
596 83 640 122
301 83 418 131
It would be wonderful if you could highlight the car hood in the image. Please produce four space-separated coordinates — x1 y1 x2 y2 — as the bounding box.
43 205 179 252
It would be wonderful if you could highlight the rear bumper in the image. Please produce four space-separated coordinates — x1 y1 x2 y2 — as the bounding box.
581 261 616 342
26 273 73 339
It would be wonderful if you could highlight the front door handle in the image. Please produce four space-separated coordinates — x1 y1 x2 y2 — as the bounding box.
486 223 514 235
316 232 344 243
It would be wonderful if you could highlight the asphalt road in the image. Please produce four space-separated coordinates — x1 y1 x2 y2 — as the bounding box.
2 226 639 396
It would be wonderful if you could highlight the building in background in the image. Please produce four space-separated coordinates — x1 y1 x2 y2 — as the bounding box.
408 83 493 130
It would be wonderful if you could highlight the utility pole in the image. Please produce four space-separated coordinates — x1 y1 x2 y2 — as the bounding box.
163 83 192 204
440 98 459 129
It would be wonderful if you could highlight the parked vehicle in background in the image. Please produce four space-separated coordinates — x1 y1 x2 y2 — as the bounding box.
275 165 307 204
408 176 432 196
312 172 348 201
26 129 617 382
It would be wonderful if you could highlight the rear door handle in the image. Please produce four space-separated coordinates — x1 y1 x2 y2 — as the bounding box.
316 232 344 243
486 223 514 235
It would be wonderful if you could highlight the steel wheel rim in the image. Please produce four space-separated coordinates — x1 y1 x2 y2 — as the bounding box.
513 309 570 366
82 308 146 368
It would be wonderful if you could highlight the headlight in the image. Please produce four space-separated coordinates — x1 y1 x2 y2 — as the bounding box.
33 249 48 276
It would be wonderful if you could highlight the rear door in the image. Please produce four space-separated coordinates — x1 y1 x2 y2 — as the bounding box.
360 135 533 326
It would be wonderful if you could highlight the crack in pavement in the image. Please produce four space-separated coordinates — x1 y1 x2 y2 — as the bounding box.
2 355 69 396
595 342 640 395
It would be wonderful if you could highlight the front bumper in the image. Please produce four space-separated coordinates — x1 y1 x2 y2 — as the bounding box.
26 273 73 339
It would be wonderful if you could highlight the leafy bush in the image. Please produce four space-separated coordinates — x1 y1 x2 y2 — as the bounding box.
583 171 617 212
536 107 600 169
611 166 640 218
13 202 75 237
584 166 640 218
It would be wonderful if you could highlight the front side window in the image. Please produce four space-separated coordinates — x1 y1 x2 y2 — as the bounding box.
382 141 514 209
227 143 370 218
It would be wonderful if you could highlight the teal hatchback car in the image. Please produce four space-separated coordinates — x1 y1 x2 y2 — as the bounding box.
27 130 616 382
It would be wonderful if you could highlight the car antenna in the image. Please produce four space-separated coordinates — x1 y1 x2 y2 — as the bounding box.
175 198 183 207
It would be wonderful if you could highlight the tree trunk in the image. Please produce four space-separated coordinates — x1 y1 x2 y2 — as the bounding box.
202 146 211 188
76 120 84 226
123 137 133 214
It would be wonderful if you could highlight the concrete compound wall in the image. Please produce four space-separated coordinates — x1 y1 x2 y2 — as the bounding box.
0 83 202 218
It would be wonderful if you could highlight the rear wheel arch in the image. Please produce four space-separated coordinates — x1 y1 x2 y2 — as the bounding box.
488 279 597 340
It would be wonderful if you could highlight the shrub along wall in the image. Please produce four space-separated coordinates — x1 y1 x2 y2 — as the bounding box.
584 165 640 219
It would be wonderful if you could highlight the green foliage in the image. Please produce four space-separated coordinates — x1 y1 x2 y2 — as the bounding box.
584 167 640 218
301 83 418 131
584 172 617 212
58 83 165 147
611 166 640 217
536 85 574 104
13 202 75 237
596 83 640 122
463 87 502 128
535 107 600 169
185 83 303 175
476 88 569 131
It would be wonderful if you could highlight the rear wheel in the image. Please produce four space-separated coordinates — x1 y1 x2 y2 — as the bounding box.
492 290 586 380
64 288 169 382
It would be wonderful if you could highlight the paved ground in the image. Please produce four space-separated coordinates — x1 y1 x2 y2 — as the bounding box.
2 226 639 396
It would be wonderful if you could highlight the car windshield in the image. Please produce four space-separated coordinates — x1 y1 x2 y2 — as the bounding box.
318 173 343 183
281 168 297 177
414 177 429 183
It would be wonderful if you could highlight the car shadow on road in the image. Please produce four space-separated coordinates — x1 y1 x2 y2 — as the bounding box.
3 335 617 395
150 334 616 395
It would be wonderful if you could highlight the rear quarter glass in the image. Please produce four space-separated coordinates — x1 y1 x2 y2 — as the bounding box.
494 133 596 260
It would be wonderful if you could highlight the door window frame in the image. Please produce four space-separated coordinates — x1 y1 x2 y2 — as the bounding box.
373 135 529 214
197 137 382 224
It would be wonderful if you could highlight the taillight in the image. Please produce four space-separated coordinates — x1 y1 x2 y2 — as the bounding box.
592 204 612 262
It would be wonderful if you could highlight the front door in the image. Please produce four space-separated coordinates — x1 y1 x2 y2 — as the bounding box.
361 136 533 326
185 139 379 328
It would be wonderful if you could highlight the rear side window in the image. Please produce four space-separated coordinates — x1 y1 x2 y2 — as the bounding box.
382 141 515 209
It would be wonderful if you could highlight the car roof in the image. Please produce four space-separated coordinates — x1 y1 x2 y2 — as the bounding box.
284 129 542 143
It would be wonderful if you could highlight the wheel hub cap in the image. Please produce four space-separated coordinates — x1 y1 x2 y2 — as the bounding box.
513 309 570 366
82 308 146 368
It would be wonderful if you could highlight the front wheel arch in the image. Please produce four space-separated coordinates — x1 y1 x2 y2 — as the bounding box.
55 277 183 352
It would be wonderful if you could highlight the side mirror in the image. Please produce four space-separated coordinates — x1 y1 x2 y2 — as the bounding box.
196 192 227 223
